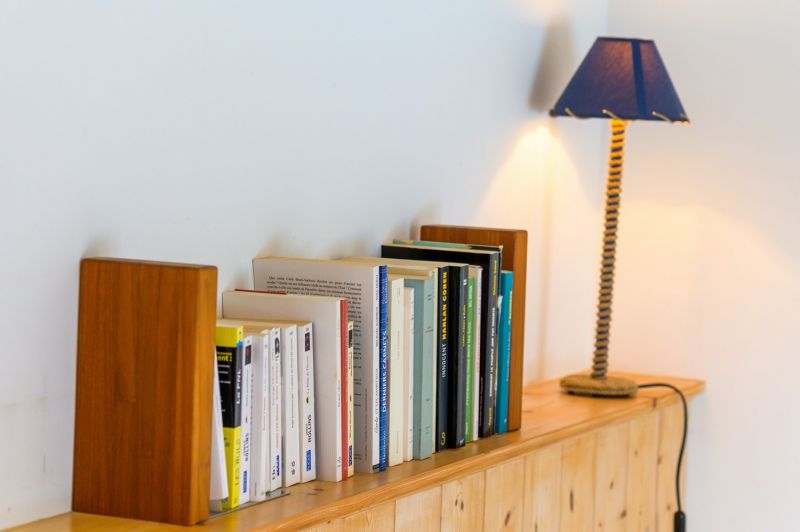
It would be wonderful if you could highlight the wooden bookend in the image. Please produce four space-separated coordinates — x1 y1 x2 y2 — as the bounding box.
420 225 527 432
72 258 218 525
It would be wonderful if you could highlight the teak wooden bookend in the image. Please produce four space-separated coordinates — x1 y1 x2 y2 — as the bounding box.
420 224 528 432
72 258 218 525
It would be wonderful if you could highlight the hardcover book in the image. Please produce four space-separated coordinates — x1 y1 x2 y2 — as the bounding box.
495 271 514 434
385 242 501 438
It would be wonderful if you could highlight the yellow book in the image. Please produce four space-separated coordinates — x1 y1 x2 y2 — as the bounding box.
216 324 244 510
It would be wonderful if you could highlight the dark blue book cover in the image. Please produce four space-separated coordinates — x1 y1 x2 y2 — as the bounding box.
378 265 388 471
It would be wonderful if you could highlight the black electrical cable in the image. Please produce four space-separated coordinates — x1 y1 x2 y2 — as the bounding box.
638 383 688 532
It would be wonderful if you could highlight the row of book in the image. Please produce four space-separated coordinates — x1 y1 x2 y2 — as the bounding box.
209 239 515 511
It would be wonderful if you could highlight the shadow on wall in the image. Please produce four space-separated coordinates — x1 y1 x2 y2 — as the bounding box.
528 19 575 113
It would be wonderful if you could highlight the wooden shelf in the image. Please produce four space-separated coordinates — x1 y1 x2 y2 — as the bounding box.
16 373 704 531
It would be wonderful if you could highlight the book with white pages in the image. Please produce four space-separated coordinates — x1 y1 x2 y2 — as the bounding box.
387 275 405 467
251 257 381 476
338 257 438 457
222 290 344 482
209 354 228 512
402 286 415 462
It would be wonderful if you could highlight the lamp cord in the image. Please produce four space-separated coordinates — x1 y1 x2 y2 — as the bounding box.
638 382 688 532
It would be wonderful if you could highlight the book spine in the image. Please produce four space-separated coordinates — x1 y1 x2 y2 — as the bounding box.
269 329 282 491
252 335 269 501
419 278 435 459
339 300 349 479
282 327 301 487
403 287 415 462
436 267 449 451
347 321 355 477
430 274 438 455
479 253 500 438
472 269 482 442
448 266 468 448
216 325 244 510
299 324 316 483
388 279 404 467
379 266 388 471
495 272 514 434
240 337 253 504
464 276 475 443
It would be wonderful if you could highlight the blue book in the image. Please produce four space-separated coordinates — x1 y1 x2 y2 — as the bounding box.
379 265 388 471
495 271 513 434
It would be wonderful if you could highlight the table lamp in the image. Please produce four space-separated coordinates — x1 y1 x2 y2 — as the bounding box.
550 37 689 397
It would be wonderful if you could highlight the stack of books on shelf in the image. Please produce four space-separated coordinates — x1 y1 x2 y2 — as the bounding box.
209 238 516 512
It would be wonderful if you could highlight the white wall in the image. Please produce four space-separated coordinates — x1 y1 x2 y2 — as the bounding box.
608 1 800 530
0 1 610 527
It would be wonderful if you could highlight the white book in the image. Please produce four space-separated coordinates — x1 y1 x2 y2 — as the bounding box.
223 290 344 482
280 324 301 487
249 333 270 501
472 268 482 442
402 287 415 462
347 321 355 477
296 322 317 483
268 327 283 491
387 276 405 467
240 336 253 504
209 354 228 511
252 257 381 475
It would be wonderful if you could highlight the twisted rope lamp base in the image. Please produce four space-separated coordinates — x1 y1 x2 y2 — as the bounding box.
561 118 638 398
560 374 638 397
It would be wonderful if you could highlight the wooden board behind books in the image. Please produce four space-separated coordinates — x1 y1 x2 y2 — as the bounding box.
72 258 217 525
420 225 527 432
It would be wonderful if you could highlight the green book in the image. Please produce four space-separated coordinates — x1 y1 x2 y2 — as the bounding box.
464 275 475 442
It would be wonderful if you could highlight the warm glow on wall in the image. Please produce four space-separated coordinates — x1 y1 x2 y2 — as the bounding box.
477 123 603 383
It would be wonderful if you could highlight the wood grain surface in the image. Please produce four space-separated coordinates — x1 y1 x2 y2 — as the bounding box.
71 258 217 525
19 373 702 531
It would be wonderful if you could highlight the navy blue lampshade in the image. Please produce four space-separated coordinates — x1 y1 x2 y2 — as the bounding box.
550 37 688 123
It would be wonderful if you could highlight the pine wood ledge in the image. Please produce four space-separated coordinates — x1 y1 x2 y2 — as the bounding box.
13 373 704 532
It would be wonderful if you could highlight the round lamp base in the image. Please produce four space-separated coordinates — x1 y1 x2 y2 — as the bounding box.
560 374 638 398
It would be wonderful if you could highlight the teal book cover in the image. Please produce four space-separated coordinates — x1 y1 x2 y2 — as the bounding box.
406 277 435 459
495 271 513 434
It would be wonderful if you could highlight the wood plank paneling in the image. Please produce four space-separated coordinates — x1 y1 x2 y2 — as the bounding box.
626 411 658 532
656 403 684 532
523 444 562 532
485 457 525 531
304 518 343 531
594 423 629 532
560 433 597 532
343 501 395 530
395 486 442 532
16 375 702 532
441 471 485 532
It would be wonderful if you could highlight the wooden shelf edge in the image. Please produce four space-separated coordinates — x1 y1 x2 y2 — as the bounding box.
12 373 704 532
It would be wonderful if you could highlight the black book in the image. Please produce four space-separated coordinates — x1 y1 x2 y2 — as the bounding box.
449 268 469 448
381 243 501 438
